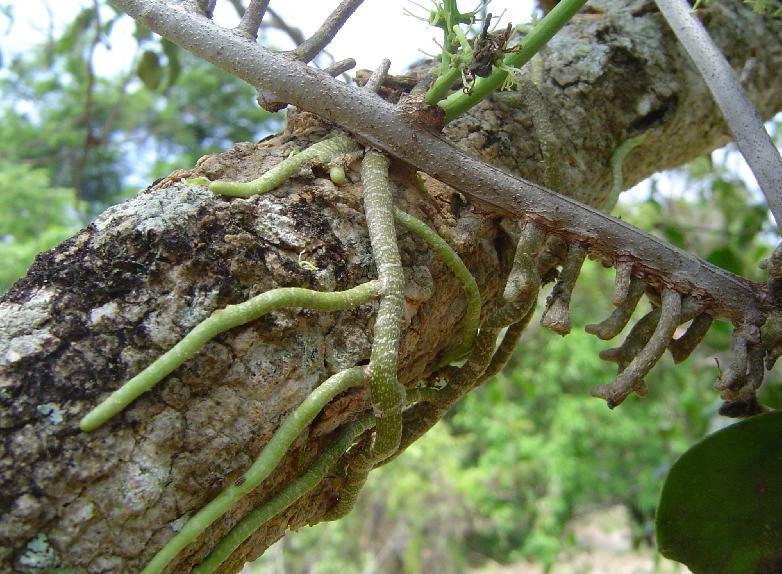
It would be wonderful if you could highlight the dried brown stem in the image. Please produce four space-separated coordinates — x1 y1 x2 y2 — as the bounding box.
540 244 586 335
669 312 713 363
715 324 764 400
592 288 682 407
613 261 634 307
585 278 646 340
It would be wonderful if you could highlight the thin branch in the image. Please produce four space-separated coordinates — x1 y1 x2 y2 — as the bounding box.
266 6 306 45
195 0 217 18
104 0 779 327
289 0 365 63
236 0 270 40
655 0 782 232
364 58 391 95
324 57 356 77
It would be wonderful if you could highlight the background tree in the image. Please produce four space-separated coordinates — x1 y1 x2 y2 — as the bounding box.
0 1 781 573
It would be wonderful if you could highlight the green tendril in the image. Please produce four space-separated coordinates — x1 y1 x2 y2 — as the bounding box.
194 387 441 573
142 367 367 574
438 0 588 121
208 134 359 197
192 412 377 574
325 150 406 519
80 281 380 432
393 207 481 362
604 133 646 211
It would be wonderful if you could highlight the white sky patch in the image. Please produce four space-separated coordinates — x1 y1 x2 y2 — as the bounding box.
3 0 535 76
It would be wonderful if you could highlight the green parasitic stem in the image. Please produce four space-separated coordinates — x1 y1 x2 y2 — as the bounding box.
326 150 406 519
80 281 379 432
142 367 368 574
393 207 480 361
604 133 646 211
208 134 359 197
438 0 587 121
194 388 440 573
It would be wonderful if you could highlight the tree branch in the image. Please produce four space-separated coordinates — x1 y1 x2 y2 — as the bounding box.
655 0 782 231
288 0 365 63
108 0 782 325
3 0 782 571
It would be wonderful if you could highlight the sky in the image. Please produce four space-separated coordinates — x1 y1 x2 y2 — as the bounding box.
4 0 535 76
1 0 773 203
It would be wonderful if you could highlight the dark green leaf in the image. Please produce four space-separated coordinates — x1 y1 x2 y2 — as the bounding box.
161 39 181 89
706 245 743 274
661 225 686 248
656 411 782 574
137 50 163 90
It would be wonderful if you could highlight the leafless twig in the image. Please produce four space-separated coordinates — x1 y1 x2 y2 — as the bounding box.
237 0 270 39
655 0 782 232
324 58 356 77
289 0 365 63
364 59 391 94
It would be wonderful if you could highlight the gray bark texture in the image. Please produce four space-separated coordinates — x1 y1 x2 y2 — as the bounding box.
1 0 781 572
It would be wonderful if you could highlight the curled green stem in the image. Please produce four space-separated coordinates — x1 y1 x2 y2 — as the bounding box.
142 366 367 574
195 387 440 573
209 134 359 197
393 207 480 361
326 151 406 519
438 0 587 121
80 281 379 431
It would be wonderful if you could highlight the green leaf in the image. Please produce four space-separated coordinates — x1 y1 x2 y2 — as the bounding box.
656 411 782 573
661 224 686 248
161 39 181 89
137 50 163 90
706 245 743 274
55 8 95 55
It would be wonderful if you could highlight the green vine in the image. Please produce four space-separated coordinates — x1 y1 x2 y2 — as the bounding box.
140 367 368 574
80 281 380 432
424 0 588 121
208 134 359 197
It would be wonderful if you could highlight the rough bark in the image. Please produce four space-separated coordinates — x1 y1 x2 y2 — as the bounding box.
1 1 781 572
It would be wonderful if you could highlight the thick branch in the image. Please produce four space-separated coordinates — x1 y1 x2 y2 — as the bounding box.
3 0 782 571
109 0 782 325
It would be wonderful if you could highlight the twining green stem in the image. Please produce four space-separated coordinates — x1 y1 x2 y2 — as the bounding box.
191 412 376 574
425 65 461 106
208 134 359 197
142 367 367 574
80 281 379 432
326 150 406 519
438 0 587 121
393 208 480 361
604 134 646 211
511 55 562 192
194 386 441 573
358 151 406 458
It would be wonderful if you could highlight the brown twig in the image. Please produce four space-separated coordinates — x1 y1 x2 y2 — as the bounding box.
585 277 646 340
592 288 682 407
364 59 391 95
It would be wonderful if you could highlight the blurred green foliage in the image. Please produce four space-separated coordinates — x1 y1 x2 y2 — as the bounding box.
0 1 279 292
